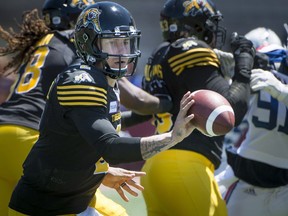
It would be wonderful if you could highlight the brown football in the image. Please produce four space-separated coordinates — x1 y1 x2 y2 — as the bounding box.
188 89 235 136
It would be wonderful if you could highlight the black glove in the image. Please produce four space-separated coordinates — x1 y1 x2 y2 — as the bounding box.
142 76 173 112
230 32 256 81
142 76 169 98
253 52 270 70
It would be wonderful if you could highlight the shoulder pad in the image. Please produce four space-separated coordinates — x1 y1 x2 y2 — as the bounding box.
56 66 108 108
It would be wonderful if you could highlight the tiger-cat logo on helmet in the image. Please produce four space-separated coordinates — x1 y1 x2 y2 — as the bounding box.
70 0 96 10
76 8 102 33
183 0 214 16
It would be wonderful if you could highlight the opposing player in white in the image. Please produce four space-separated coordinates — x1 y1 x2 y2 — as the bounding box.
218 27 288 216
225 68 288 216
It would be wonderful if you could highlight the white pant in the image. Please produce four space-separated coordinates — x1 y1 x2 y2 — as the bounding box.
77 207 102 216
215 165 238 198
226 180 288 216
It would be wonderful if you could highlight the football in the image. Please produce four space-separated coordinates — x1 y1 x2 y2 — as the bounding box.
188 89 235 136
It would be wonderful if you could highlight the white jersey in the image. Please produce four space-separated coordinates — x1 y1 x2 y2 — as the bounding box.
237 90 288 169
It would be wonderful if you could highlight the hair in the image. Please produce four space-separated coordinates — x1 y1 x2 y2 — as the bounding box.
0 9 50 76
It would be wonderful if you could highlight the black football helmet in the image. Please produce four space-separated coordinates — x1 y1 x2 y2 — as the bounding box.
160 0 226 48
74 1 141 79
42 0 96 30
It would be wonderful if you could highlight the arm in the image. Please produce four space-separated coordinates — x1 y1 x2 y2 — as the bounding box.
70 91 196 163
118 77 172 114
212 34 255 125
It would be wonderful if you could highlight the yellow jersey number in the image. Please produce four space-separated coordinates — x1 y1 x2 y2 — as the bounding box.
16 46 50 94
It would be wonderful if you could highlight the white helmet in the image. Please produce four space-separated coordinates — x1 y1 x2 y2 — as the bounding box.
245 27 283 52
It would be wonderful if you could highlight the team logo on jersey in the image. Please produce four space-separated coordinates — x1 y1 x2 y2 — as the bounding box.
74 72 94 83
76 8 102 33
182 40 198 50
183 0 214 16
70 0 96 10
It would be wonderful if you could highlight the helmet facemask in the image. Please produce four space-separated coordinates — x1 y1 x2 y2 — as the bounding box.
92 26 141 79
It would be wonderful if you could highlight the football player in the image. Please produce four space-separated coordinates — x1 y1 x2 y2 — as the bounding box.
0 7 78 215
8 2 196 215
140 0 255 215
0 0 175 215
218 27 288 216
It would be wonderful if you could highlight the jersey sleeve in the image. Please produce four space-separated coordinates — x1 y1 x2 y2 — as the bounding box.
167 45 220 76
56 69 108 108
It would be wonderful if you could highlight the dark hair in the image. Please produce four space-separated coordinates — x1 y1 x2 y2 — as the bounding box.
0 9 50 76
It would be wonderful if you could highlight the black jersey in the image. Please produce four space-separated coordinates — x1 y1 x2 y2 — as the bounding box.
0 30 77 130
9 61 142 215
144 37 250 169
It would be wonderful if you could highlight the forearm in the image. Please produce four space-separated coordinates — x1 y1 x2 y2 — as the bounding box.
119 77 172 114
140 132 174 160
119 77 165 114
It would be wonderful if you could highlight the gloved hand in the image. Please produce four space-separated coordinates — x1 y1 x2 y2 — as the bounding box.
250 68 288 106
142 76 173 112
213 48 235 79
142 76 171 99
253 52 270 70
230 32 256 81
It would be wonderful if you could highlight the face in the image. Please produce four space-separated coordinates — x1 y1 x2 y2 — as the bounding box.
100 38 131 70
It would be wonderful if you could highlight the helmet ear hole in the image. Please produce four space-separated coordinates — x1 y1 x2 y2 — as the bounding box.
203 30 213 44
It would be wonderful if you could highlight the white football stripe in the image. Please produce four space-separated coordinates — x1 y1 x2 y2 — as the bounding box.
206 105 234 136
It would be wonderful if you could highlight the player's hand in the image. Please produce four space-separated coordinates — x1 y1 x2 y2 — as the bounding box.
171 91 196 144
142 76 171 100
253 52 270 70
142 76 173 112
101 167 146 202
230 32 255 80
213 48 235 79
250 69 288 101
230 32 255 55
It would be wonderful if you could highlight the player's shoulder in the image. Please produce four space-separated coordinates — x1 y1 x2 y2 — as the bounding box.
55 61 109 107
171 37 213 52
58 61 108 88
166 37 219 73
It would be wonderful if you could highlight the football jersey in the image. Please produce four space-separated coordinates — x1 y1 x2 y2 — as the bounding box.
237 72 288 169
225 71 288 187
144 37 250 169
0 30 77 130
9 61 123 215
